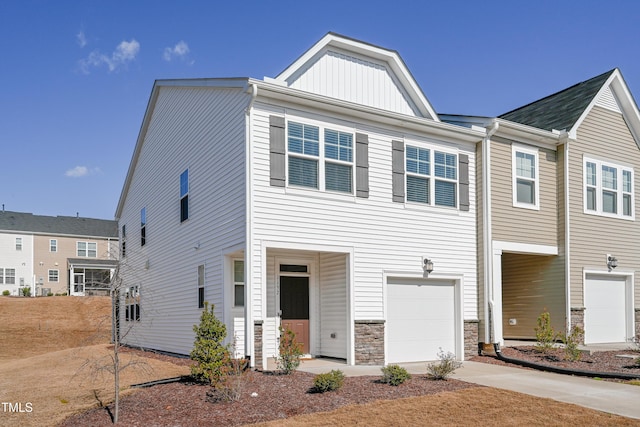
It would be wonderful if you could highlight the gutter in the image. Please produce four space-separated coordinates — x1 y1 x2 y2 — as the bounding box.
484 121 499 345
244 83 257 367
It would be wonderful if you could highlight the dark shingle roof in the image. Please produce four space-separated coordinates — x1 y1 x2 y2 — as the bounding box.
0 211 118 238
499 69 615 132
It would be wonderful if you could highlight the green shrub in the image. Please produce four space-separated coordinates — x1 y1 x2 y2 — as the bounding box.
534 311 557 353
276 326 303 374
21 287 31 297
47 292 54 297
562 325 584 362
190 302 230 386
380 364 411 386
313 370 345 393
2 290 9 296
426 348 462 380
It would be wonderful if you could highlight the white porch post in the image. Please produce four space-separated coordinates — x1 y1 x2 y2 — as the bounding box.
491 248 503 345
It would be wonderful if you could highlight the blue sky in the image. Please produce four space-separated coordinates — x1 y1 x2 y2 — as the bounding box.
2 1 639 220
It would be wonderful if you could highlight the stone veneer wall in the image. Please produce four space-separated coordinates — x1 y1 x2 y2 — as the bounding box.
570 307 585 344
464 320 479 358
254 321 263 370
354 320 384 365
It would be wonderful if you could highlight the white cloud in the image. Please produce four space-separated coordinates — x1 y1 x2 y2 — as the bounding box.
163 41 191 62
65 166 101 178
76 31 87 48
78 39 140 74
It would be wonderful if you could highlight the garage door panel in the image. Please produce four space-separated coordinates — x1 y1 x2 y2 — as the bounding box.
584 275 627 344
387 278 456 363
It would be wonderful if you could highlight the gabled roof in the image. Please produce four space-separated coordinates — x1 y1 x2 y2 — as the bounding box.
274 33 439 120
499 70 615 132
499 69 640 143
0 210 118 238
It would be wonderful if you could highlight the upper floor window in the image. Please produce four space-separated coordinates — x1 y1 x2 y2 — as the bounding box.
287 121 353 193
197 264 205 309
15 238 22 251
121 225 126 258
512 145 539 210
50 239 57 252
406 145 457 207
140 207 147 246
180 169 189 222
584 157 633 219
77 241 97 258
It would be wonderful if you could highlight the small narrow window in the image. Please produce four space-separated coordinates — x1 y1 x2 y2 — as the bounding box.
140 207 147 246
198 264 205 308
87 242 97 258
513 146 539 209
324 129 353 193
15 238 22 251
623 170 633 216
48 270 59 282
0 268 3 284
77 241 87 257
121 225 127 258
50 239 57 252
288 122 319 189
602 165 617 214
234 260 244 307
180 169 189 222
585 162 597 211
406 145 430 204
434 151 457 207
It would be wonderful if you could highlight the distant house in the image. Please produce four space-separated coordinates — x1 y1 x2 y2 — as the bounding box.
443 68 640 345
115 33 483 367
0 210 118 296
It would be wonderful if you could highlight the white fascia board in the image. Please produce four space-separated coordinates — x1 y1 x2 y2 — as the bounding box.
493 240 558 256
491 118 562 149
115 78 251 219
253 79 484 145
275 33 438 121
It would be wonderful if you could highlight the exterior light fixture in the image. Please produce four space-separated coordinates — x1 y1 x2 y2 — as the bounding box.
607 254 618 271
423 258 434 274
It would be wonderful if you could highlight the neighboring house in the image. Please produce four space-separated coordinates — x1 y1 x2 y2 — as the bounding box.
444 68 640 346
0 210 119 296
115 33 484 367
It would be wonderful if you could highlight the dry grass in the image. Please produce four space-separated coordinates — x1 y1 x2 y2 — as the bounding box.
252 387 640 427
0 297 190 427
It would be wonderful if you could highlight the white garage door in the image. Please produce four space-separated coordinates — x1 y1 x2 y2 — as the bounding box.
387 277 456 363
584 274 627 344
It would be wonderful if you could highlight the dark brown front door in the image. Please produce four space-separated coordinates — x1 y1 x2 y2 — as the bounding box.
280 276 309 354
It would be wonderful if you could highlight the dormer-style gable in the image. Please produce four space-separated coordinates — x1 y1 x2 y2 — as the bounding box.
272 33 439 120
500 69 640 144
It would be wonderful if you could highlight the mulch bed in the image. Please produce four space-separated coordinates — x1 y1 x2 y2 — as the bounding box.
472 345 640 379
60 357 477 426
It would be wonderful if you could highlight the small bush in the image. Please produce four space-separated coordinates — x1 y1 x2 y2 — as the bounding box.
534 311 557 353
426 348 462 380
21 287 31 297
47 292 54 297
380 364 411 386
2 290 9 296
276 326 303 374
313 370 345 393
562 325 584 362
190 302 230 386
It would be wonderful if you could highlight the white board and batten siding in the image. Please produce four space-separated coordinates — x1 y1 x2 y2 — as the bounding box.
318 252 348 358
286 49 420 117
249 103 478 340
118 86 249 356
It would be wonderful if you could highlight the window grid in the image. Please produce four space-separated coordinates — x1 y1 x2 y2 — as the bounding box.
234 260 244 307
512 147 539 209
584 157 633 219
5 268 15 285
198 265 205 309
77 241 97 258
125 285 140 321
406 145 457 207
15 238 22 251
48 269 59 282
50 239 57 252
180 169 189 222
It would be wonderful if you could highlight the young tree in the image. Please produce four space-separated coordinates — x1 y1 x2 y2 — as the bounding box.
190 302 230 385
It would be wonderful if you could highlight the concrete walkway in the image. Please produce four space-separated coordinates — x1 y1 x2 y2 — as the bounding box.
297 359 640 420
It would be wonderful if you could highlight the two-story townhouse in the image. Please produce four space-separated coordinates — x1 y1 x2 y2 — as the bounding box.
446 69 640 346
0 210 119 296
115 33 484 368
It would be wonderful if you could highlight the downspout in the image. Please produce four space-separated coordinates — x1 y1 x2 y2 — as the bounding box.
561 132 571 335
244 83 258 366
484 121 499 346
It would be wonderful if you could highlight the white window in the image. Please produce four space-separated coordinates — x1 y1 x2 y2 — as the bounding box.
287 121 354 194
125 285 140 321
180 169 189 222
4 268 15 285
48 270 59 282
234 260 244 307
50 239 57 252
197 264 205 309
15 238 22 251
512 145 540 210
406 145 457 207
584 157 634 219
141 207 147 246
77 241 98 257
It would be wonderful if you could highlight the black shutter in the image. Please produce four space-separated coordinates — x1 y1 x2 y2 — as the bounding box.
355 133 369 198
392 140 405 203
459 153 469 211
269 116 286 187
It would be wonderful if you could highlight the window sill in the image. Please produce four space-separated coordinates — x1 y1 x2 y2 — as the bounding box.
583 210 635 221
512 202 540 211
284 185 358 203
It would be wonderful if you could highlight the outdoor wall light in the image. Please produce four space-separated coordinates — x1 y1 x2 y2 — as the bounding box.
423 258 434 274
607 254 618 271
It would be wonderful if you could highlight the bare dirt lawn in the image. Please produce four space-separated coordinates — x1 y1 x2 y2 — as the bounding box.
2 296 640 426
